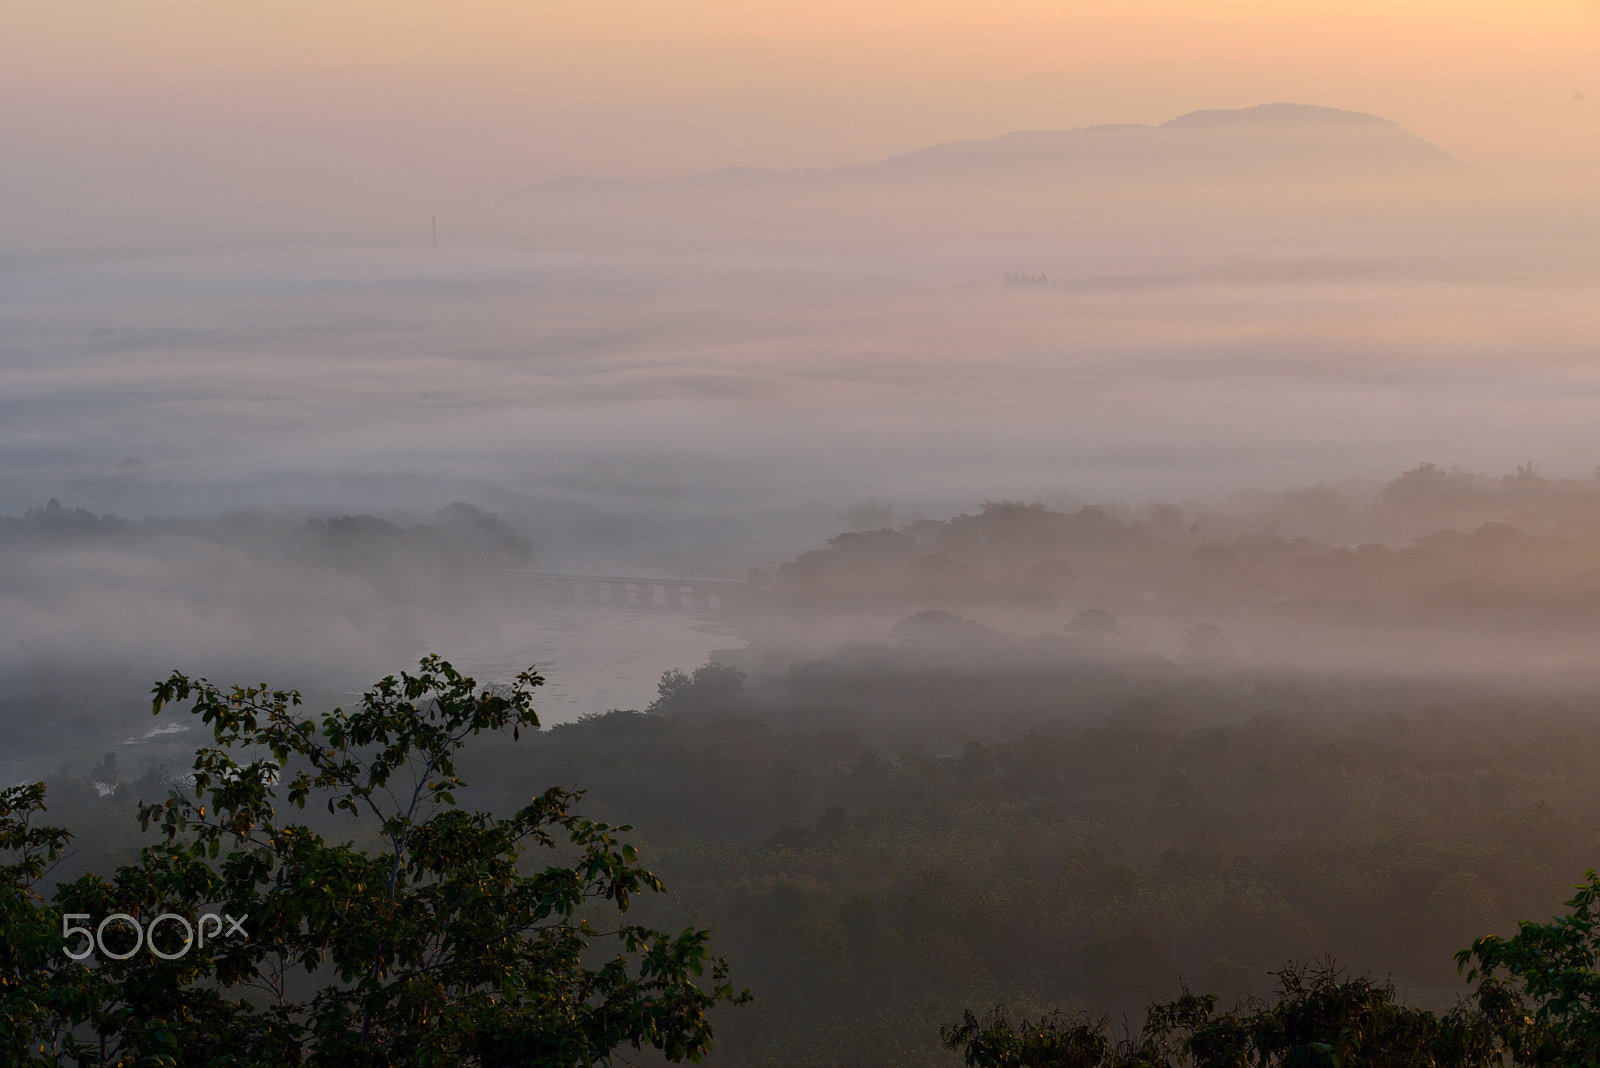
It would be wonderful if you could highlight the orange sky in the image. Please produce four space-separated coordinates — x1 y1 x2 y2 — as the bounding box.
5 2 1597 71
2 0 1597 233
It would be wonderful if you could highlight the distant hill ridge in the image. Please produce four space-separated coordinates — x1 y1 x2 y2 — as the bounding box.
858 103 1459 181
1161 102 1394 128
526 103 1459 196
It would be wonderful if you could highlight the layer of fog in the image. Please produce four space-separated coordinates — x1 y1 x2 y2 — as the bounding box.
8 243 1598 565
0 504 740 789
5 104 1600 771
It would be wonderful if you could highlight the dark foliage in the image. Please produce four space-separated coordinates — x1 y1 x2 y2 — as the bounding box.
1 657 746 1066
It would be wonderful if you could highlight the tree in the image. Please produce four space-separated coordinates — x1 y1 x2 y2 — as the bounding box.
1137 961 1505 1067
1 782 92 1065
942 962 1510 1068
5 655 747 1066
941 1006 1113 1068
647 664 748 719
1456 869 1600 1064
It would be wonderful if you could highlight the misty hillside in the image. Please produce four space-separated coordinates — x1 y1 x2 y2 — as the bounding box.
495 101 1486 255
534 104 1460 198
852 103 1461 185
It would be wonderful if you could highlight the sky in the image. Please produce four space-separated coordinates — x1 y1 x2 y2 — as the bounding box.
3 1 1597 244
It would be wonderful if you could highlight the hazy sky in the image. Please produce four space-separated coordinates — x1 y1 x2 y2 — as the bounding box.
4 2 1597 252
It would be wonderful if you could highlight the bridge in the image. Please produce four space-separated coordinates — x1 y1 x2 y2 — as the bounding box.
506 570 745 612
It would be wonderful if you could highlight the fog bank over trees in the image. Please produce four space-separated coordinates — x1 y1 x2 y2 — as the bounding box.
11 455 1600 784
742 461 1600 677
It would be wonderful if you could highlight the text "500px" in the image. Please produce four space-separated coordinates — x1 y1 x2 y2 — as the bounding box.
63 912 248 961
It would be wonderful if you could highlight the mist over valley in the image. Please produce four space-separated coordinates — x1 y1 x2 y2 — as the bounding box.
8 88 1600 1066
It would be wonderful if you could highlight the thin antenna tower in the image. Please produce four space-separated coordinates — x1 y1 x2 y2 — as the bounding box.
432 215 437 249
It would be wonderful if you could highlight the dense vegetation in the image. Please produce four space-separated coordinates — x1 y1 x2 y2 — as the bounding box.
3 658 744 1066
14 469 1600 1064
450 653 1600 1065
23 646 1600 1065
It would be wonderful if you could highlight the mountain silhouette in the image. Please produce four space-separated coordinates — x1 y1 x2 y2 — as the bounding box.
825 103 1461 186
525 104 1460 202
501 103 1468 248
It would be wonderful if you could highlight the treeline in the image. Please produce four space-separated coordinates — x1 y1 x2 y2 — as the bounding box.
431 652 1600 1066
940 943 1599 1067
745 468 1600 672
0 497 533 566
